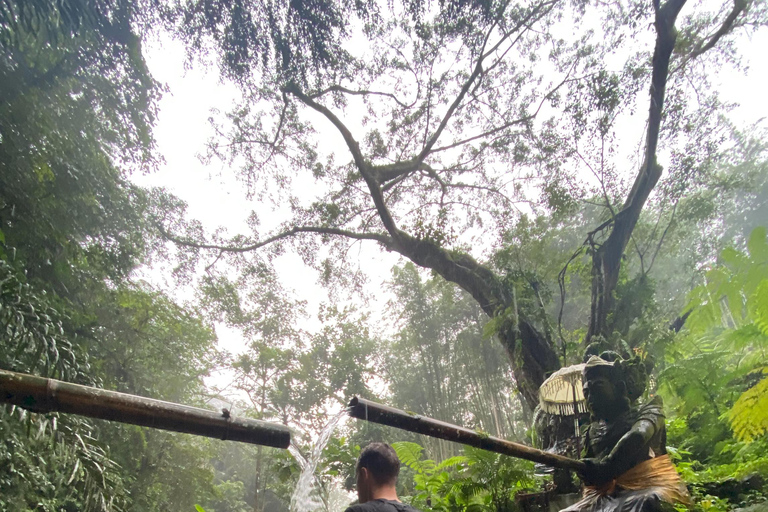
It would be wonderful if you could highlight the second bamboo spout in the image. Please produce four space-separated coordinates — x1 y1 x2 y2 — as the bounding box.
348 396 585 472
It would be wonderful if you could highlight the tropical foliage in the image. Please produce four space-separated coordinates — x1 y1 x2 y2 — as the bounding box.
659 228 768 510
393 441 538 512
1 0 767 510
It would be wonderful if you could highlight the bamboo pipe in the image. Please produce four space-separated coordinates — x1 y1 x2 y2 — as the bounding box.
348 396 585 472
0 369 291 449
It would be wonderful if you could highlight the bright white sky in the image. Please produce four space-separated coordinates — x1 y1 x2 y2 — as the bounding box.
131 20 768 396
131 35 406 395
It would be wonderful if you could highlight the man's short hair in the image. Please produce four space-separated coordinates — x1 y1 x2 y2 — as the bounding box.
356 442 400 484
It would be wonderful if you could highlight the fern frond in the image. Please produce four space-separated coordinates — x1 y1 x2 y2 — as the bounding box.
392 441 425 470
454 480 486 498
729 376 768 442
436 455 468 471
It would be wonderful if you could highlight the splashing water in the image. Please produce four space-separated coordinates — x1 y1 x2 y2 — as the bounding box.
288 443 308 471
289 410 350 512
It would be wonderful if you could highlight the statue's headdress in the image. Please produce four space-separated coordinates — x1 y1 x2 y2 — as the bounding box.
583 353 648 403
584 355 614 369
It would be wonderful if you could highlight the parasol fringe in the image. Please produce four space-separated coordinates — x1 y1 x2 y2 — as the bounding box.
539 400 589 416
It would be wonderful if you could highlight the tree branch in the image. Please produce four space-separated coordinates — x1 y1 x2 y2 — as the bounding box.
672 0 748 73
416 32 497 161
646 201 678 274
417 0 558 161
156 223 394 253
428 63 577 154
394 232 506 317
374 159 424 183
285 84 368 171
285 84 405 238
309 85 416 109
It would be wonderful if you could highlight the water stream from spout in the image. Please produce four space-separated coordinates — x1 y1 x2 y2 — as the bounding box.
289 410 350 512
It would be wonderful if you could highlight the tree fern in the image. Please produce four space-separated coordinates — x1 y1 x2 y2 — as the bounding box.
729 372 768 442
667 226 768 460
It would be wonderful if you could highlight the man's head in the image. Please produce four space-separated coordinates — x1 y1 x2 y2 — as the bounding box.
582 356 630 421
355 442 400 503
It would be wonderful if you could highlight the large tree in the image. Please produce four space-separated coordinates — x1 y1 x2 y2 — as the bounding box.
159 0 766 409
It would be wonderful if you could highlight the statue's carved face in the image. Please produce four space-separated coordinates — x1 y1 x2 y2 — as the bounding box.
583 368 622 420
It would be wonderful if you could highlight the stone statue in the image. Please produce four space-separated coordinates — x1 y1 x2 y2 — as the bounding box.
561 355 690 512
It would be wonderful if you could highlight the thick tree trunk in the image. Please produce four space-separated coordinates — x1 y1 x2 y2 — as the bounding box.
393 233 559 411
499 322 561 411
586 0 687 341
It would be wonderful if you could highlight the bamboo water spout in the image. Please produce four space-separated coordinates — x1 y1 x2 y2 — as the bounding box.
0 369 291 449
348 396 585 472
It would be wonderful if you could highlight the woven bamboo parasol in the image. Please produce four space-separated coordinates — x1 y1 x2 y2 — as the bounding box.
538 363 588 416
538 363 588 458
